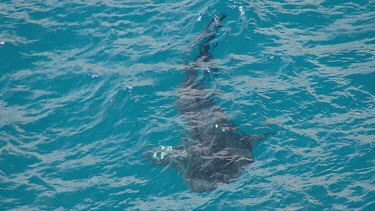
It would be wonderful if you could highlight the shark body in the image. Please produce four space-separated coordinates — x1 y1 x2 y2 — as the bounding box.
144 14 272 192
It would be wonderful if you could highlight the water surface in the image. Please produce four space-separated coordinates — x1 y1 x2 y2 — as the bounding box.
0 0 374 210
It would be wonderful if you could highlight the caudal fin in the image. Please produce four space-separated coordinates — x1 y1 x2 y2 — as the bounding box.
197 14 227 58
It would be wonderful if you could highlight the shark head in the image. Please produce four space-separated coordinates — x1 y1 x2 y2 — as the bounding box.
143 145 187 167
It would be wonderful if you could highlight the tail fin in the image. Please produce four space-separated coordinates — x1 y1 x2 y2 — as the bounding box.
197 14 227 58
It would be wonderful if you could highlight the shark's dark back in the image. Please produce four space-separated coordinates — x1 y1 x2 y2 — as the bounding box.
176 14 228 140
144 14 273 192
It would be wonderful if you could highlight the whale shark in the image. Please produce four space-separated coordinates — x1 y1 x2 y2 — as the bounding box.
143 14 273 192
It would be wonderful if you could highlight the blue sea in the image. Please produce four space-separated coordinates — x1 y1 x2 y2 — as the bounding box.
1 0 374 210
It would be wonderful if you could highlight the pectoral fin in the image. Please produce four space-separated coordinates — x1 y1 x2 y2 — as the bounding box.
236 131 274 149
187 178 217 193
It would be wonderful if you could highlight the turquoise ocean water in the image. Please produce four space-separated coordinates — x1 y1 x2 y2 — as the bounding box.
1 0 374 210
